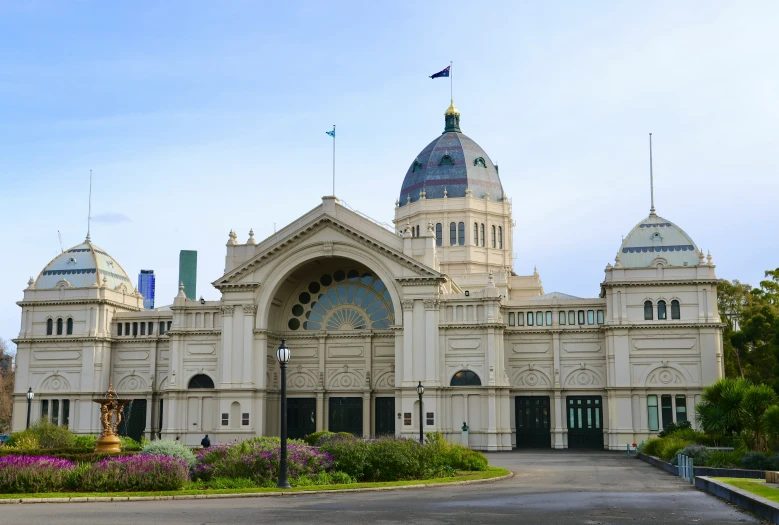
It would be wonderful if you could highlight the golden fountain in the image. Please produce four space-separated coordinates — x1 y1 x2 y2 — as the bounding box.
93 382 131 453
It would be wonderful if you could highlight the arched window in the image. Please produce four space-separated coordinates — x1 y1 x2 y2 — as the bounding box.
491 225 496 248
658 300 667 320
644 300 654 320
435 223 442 246
450 370 482 386
449 222 457 245
46 319 53 335
474 157 487 168
498 226 503 249
671 300 681 320
440 155 454 166
457 222 465 245
66 318 73 335
479 224 485 246
188 374 215 389
56 318 63 335
473 223 478 245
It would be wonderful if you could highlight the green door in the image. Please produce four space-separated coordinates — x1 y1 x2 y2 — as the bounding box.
329 397 363 437
287 398 316 440
117 399 147 443
566 396 603 449
375 397 395 437
515 396 551 448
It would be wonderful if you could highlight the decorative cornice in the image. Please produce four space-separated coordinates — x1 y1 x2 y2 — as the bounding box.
440 322 506 330
218 283 261 291
214 216 443 288
602 322 724 330
601 279 719 288
165 330 221 336
13 336 114 344
16 298 143 311
395 277 447 286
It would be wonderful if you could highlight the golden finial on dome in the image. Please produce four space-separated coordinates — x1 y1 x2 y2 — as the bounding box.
445 99 460 116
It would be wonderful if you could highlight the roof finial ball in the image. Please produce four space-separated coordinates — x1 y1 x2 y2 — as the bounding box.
177 282 186 299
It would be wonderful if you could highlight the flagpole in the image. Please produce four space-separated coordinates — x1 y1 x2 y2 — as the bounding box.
332 125 336 196
450 61 453 101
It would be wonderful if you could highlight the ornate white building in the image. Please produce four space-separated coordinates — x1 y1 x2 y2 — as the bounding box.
12 102 724 450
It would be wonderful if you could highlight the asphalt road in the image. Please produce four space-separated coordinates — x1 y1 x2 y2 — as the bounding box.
0 451 762 524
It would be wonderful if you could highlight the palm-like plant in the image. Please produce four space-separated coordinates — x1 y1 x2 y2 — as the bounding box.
695 377 751 437
742 384 778 451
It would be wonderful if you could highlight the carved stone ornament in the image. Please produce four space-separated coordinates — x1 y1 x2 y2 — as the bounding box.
221 305 235 315
401 300 415 311
243 304 257 315
423 299 440 310
322 240 334 257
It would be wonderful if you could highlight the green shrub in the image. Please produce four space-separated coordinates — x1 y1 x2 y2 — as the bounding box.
658 421 692 438
0 448 136 463
80 455 188 491
445 444 488 471
305 431 335 446
0 456 77 493
293 471 354 487
319 438 370 480
705 450 742 468
120 436 142 452
6 418 75 450
658 437 693 462
187 477 257 490
141 439 197 469
72 434 97 451
641 438 664 457
336 432 355 440
671 444 710 465
741 451 768 470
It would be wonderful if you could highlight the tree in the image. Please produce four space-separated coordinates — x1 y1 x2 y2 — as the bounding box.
0 338 15 433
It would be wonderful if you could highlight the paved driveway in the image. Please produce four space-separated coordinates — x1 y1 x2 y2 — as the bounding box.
1 450 761 524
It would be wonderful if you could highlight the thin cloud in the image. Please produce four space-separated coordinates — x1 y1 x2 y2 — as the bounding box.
91 212 132 224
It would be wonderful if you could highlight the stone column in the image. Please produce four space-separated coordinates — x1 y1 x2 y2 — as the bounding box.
423 299 439 385
553 390 565 449
401 300 414 386
362 392 371 438
316 392 324 431
242 305 256 387
219 305 234 387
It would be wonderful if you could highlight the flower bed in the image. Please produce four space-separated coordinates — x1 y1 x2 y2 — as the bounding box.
0 456 76 493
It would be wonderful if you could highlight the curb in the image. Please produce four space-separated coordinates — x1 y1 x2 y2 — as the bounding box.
696 476 779 524
0 471 514 505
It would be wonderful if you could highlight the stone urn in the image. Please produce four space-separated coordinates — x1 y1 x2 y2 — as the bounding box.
93 383 131 453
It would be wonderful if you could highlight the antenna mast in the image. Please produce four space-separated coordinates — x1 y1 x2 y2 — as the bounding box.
58 230 64 253
649 134 656 216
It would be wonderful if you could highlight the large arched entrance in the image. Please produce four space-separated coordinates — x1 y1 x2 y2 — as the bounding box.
265 256 399 438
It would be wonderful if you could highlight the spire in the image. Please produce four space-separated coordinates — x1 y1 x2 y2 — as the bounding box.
649 133 656 217
443 100 461 133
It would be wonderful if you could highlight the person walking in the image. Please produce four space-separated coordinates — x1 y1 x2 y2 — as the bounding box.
201 434 211 448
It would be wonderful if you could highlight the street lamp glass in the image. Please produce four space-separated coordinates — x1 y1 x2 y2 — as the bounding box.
26 388 34 401
417 382 424 396
276 338 290 364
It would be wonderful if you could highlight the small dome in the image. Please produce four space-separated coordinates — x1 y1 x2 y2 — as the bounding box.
618 214 699 268
34 237 133 290
399 102 503 205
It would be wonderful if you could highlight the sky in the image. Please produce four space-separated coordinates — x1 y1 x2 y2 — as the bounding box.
1 1 778 349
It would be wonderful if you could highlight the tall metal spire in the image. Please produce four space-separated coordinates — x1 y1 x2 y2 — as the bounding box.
86 169 93 241
649 133 656 217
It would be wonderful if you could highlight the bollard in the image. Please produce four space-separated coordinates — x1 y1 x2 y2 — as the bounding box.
689 458 694 484
627 443 630 458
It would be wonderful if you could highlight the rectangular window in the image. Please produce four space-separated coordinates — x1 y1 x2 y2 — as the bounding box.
516 312 524 326
160 321 166 335
242 412 250 425
578 310 585 325
140 323 146 336
480 224 485 246
536 311 543 326
426 412 434 425
62 400 70 427
125 323 130 336
545 311 553 326
473 223 478 246
597 310 604 324
661 395 673 428
221 413 229 426
559 311 566 325
52 400 60 426
676 395 687 424
648 395 659 431
587 310 595 325
450 222 457 245
132 322 138 336
458 222 465 245
568 311 575 325
404 412 412 426
117 323 122 336
435 223 442 246
41 400 49 420
527 312 534 326
508 312 515 326
148 322 154 335
167 321 172 331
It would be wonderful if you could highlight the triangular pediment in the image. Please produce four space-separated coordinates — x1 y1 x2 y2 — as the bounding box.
213 198 443 289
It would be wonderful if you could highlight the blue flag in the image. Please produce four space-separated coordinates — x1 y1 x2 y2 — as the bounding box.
326 129 335 138
430 66 450 79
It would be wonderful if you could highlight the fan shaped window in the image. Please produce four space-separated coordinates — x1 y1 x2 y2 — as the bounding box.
450 370 482 386
671 300 681 320
644 300 654 320
439 155 454 166
188 374 215 389
474 157 487 168
411 160 424 173
288 268 394 331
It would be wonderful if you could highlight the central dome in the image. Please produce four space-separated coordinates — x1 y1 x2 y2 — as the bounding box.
34 236 133 290
398 102 504 206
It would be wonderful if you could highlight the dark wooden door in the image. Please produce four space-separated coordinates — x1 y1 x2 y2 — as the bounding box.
515 396 551 448
566 396 603 449
118 399 147 443
329 397 363 437
287 398 316 440
374 397 395 437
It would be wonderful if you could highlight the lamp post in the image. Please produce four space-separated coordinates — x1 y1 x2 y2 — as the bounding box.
276 338 291 489
416 381 425 444
26 387 34 429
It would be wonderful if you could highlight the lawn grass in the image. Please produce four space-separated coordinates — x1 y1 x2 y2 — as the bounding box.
713 478 779 503
0 467 509 500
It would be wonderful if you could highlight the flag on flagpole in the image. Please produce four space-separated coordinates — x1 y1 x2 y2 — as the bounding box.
429 66 450 79
326 129 335 137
